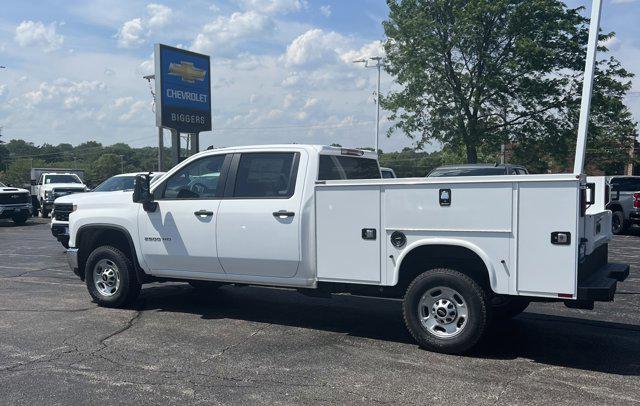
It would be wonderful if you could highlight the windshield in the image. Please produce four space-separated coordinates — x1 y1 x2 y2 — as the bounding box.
93 174 160 192
45 174 82 184
318 155 381 180
428 167 506 177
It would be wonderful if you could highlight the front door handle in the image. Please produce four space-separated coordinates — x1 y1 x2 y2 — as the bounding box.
194 210 214 217
272 210 295 218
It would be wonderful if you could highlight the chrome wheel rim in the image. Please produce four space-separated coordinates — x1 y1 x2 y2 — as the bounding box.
418 286 468 338
94 259 120 297
612 215 621 233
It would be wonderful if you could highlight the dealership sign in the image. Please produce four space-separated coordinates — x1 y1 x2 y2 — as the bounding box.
155 44 211 133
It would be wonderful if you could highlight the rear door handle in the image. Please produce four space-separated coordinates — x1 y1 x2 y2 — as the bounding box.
273 210 295 218
194 210 214 217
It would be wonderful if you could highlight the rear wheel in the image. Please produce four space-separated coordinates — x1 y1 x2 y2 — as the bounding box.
402 268 489 354
12 213 28 225
490 295 530 321
85 246 140 308
612 211 627 235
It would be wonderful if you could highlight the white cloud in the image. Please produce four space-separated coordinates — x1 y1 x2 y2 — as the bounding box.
116 18 145 48
191 11 273 55
303 97 317 109
115 4 173 48
282 29 348 67
119 100 148 121
283 93 295 108
23 79 105 108
0 84 7 97
340 40 385 64
320 5 331 17
14 21 64 52
238 0 306 14
147 3 172 30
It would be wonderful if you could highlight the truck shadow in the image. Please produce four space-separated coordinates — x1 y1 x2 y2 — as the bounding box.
137 283 640 376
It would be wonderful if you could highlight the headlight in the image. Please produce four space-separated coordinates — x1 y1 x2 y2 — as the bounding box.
72 204 77 212
45 191 51 198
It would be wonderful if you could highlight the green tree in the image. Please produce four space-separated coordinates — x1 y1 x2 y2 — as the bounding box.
1 159 46 187
87 154 122 185
382 0 637 172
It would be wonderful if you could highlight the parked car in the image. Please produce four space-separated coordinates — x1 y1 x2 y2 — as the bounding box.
427 163 529 177
605 176 640 234
63 144 627 354
380 167 397 179
51 172 164 248
0 182 32 225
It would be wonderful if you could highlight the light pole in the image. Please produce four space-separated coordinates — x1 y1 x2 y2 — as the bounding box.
353 56 385 154
143 74 163 171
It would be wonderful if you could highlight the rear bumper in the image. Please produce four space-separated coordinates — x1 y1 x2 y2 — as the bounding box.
576 243 629 302
577 263 629 301
629 211 640 222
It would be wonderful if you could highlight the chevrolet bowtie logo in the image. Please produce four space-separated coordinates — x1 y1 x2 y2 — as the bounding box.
168 61 206 83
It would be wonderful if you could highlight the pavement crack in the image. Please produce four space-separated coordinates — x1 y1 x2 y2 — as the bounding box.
208 323 272 361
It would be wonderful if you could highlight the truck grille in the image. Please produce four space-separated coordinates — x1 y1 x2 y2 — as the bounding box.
0 192 30 205
53 203 74 221
53 188 84 198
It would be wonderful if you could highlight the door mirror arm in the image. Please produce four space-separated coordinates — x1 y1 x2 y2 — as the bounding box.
133 174 157 212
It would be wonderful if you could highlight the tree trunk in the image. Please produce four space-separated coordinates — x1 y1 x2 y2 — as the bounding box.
466 144 478 163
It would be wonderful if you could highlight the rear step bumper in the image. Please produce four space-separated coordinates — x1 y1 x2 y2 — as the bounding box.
577 262 629 302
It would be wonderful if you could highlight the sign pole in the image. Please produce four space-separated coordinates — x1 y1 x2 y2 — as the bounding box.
573 0 602 175
158 127 164 171
171 129 180 165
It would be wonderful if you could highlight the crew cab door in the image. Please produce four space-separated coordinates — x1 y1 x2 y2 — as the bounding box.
138 154 229 275
216 151 304 278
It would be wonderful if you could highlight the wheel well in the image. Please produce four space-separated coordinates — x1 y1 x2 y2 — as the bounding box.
607 203 623 213
77 226 138 281
397 244 491 293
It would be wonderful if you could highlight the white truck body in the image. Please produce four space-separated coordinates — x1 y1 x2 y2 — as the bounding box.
64 145 628 353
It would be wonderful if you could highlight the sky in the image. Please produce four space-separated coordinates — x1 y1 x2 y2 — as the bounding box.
0 0 639 153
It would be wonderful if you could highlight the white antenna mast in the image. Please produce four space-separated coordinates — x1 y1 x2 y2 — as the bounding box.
573 0 603 175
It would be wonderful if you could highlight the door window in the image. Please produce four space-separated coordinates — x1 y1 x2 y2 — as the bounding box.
160 154 226 199
233 153 298 198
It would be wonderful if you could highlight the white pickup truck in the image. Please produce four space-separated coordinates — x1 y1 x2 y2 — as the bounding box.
31 170 88 218
65 144 628 354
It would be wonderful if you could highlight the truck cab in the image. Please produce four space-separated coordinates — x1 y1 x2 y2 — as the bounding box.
64 144 628 354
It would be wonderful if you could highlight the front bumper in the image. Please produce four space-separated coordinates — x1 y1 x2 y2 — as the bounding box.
0 204 31 219
66 248 80 277
51 223 70 242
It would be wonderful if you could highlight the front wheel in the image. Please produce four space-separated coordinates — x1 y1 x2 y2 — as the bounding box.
12 213 28 225
403 268 489 354
85 246 141 308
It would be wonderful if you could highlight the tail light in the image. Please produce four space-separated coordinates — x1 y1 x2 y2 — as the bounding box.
634 193 640 208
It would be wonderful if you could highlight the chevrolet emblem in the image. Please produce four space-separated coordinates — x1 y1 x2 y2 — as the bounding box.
168 61 206 83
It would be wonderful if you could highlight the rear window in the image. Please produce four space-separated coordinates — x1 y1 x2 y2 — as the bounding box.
428 167 505 177
610 178 640 192
318 155 380 180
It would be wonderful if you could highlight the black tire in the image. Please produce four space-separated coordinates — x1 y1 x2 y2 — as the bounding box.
403 268 489 354
188 280 224 291
85 246 141 308
612 211 627 235
40 207 49 218
489 295 530 321
12 213 28 225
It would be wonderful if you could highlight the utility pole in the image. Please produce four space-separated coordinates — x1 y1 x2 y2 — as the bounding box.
353 56 385 154
118 155 124 173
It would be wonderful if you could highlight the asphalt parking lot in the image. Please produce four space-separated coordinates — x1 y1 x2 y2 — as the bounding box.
0 219 638 405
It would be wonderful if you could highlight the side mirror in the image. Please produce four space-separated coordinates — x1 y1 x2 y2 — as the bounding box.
132 174 157 212
30 179 36 186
